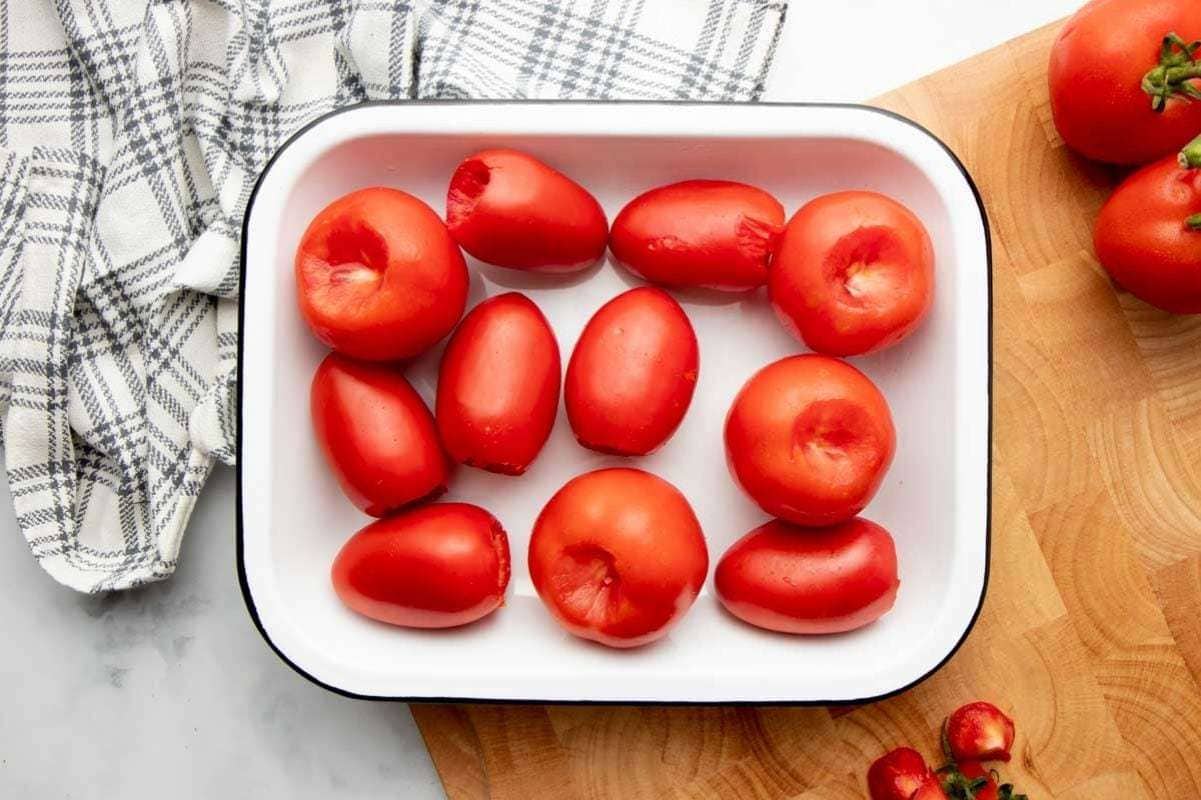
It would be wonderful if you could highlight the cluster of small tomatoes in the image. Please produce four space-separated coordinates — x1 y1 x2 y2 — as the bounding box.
1049 0 1201 313
295 144 934 648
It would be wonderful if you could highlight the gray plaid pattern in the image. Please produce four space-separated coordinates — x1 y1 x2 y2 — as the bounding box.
0 0 786 592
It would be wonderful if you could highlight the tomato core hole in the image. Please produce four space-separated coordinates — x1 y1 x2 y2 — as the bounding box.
825 226 904 304
792 400 878 464
549 544 621 624
323 220 389 284
447 158 491 227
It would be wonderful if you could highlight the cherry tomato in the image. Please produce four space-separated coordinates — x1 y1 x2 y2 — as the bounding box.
437 293 561 475
770 191 934 356
528 468 708 648
1049 0 1201 165
311 353 450 516
724 355 895 526
609 179 784 291
714 518 900 634
565 287 699 455
946 702 1016 763
446 148 608 272
331 503 510 628
295 187 468 361
868 747 932 800
1093 153 1201 313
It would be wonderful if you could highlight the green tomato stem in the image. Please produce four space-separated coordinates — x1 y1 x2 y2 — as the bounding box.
1187 213 1201 231
1143 33 1201 111
1180 134 1201 169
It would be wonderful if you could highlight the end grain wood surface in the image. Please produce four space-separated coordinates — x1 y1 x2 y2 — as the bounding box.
411 21 1201 799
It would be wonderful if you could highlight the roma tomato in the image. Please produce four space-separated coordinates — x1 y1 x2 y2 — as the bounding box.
724 355 895 526
868 747 932 800
437 293 560 475
946 702 1016 763
446 148 608 272
332 503 510 628
528 468 708 648
1049 0 1201 165
770 191 934 356
565 287 699 455
1094 152 1201 313
609 180 784 291
311 353 450 516
295 187 468 361
714 518 900 634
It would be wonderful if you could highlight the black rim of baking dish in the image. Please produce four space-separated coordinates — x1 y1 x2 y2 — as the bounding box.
235 100 993 706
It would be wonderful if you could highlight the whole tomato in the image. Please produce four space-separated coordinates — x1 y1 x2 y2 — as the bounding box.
311 353 450 516
1094 151 1201 313
714 518 900 634
724 355 895 526
528 468 709 648
1049 0 1201 165
437 293 561 475
295 187 468 360
565 287 699 455
332 503 510 628
446 148 608 272
946 701 1016 762
609 179 784 291
867 747 932 800
770 191 934 356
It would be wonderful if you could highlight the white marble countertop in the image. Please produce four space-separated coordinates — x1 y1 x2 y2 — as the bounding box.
0 2 1078 797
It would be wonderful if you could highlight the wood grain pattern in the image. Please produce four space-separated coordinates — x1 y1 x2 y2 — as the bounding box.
414 21 1201 799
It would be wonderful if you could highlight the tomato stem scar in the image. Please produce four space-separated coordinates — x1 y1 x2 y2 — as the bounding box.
1143 33 1201 112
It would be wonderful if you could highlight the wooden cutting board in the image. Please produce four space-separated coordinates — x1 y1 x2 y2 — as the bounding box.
411 20 1201 799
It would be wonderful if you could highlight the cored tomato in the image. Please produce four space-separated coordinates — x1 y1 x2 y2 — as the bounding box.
311 353 450 516
528 468 708 648
1049 0 1201 165
1093 151 1201 313
724 355 895 526
295 187 468 361
609 179 784 291
332 503 510 628
446 148 608 272
437 293 561 475
868 747 932 800
770 191 934 356
565 287 698 455
714 518 900 634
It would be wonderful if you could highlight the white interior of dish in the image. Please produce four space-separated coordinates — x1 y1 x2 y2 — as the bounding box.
239 103 989 703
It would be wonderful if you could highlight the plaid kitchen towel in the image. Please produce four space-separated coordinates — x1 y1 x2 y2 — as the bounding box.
0 0 787 592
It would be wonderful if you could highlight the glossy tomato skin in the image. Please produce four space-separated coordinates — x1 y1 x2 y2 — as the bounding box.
528 468 709 648
1094 155 1201 313
332 503 510 628
1049 0 1201 165
724 355 895 526
437 293 561 475
295 187 468 361
770 191 934 356
609 180 784 291
446 148 608 272
311 353 450 517
867 747 932 800
946 702 1016 762
565 287 699 455
715 518 900 634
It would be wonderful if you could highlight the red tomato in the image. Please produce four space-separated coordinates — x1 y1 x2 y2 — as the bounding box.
867 747 932 800
565 287 699 455
910 774 948 800
714 518 900 634
946 702 1016 763
311 353 450 516
956 763 998 800
446 148 608 272
609 180 784 291
1093 153 1201 313
724 355 895 526
436 293 560 475
770 191 934 356
295 187 468 361
528 468 708 648
331 503 510 628
1049 0 1201 165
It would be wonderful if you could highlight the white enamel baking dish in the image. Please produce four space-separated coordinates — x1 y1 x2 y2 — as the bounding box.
237 102 990 704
